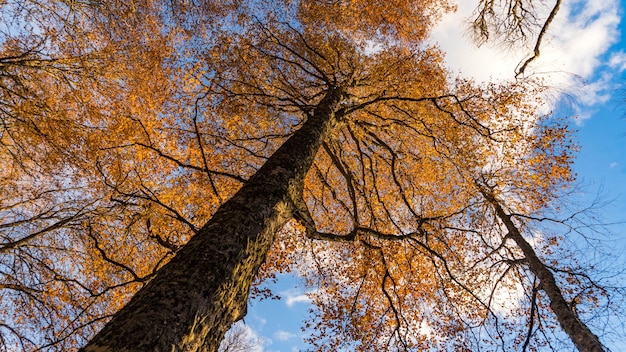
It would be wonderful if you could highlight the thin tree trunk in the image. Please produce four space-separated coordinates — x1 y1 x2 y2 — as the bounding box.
485 193 605 352
81 88 344 352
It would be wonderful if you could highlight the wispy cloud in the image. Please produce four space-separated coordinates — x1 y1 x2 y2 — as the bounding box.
286 294 310 306
274 330 296 341
431 0 621 111
609 51 626 72
281 288 312 307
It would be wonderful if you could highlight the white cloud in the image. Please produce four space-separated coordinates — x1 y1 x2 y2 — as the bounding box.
430 1 523 81
286 293 310 307
273 329 296 341
610 162 618 169
540 0 620 82
609 51 626 72
281 288 312 307
431 0 621 109
255 316 267 327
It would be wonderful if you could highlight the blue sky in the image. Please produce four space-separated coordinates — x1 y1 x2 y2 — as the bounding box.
233 1 626 350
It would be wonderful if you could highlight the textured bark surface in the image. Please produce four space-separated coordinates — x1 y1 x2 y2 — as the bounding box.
490 200 606 352
80 88 344 352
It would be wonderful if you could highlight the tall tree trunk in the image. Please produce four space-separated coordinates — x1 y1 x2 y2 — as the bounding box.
484 192 605 352
81 88 344 352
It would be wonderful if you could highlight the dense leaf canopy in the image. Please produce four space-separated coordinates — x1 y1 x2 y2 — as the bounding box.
0 1 619 351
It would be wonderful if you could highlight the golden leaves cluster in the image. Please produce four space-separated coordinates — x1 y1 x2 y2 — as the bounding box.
0 0 581 350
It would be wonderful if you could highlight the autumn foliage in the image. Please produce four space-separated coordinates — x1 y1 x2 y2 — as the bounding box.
0 0 618 351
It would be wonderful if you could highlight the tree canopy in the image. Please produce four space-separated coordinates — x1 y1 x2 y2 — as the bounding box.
0 0 622 351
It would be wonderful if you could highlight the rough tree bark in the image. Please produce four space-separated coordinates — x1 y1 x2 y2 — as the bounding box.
81 87 345 352
482 189 606 352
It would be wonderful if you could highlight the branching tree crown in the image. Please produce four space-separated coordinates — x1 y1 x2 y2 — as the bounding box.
0 1 621 351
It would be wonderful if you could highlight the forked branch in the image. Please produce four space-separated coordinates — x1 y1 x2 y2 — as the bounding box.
479 185 606 352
